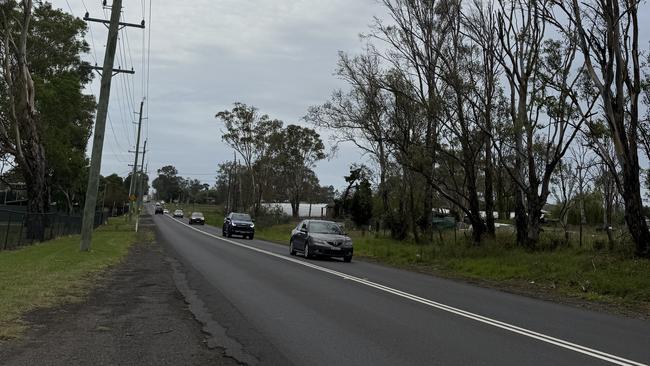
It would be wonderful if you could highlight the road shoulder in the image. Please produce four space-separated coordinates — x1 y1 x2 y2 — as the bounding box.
0 217 238 366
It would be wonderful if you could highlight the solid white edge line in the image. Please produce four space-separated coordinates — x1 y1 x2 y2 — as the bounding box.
163 214 647 366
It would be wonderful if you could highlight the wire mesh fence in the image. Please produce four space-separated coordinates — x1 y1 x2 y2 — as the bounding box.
0 209 108 251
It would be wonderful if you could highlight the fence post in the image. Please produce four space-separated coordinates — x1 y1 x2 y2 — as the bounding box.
17 213 24 248
53 214 59 239
48 214 54 240
4 214 12 250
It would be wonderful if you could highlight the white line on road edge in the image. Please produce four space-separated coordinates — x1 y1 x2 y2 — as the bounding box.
164 215 646 366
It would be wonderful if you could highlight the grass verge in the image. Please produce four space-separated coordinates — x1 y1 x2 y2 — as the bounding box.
0 219 137 339
256 223 650 315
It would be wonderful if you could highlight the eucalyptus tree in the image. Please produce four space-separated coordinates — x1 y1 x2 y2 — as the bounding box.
555 0 650 256
462 0 502 237
369 0 458 238
216 102 282 214
269 124 326 218
493 0 598 247
306 49 392 228
1 1 94 237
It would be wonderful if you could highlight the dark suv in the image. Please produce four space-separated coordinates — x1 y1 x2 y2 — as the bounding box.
290 220 353 262
222 212 255 239
154 205 163 214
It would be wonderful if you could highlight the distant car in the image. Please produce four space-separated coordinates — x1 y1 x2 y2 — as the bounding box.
290 220 353 262
154 205 163 215
163 209 169 214
189 212 205 225
222 212 255 239
173 209 184 218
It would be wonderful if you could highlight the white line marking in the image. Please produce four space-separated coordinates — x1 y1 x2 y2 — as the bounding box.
163 215 647 366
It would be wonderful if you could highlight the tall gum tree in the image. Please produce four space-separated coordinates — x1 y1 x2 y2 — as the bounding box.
0 1 45 238
555 0 650 257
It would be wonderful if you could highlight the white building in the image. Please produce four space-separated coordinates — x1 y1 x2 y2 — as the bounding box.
261 203 328 218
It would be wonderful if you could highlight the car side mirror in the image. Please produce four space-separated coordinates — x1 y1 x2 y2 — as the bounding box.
300 228 308 233
252 219 255 223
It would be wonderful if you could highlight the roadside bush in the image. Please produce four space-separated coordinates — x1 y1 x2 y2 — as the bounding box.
592 239 606 251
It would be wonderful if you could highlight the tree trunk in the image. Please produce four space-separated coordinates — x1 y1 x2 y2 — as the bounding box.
562 214 569 243
291 199 299 218
378 140 389 232
484 141 495 237
422 183 433 242
603 185 614 248
620 166 650 257
527 213 541 248
409 179 420 243
514 182 527 247
525 191 542 249
464 147 485 244
513 79 528 247
23 152 49 240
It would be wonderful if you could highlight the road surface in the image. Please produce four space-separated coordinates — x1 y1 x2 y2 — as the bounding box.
152 212 650 366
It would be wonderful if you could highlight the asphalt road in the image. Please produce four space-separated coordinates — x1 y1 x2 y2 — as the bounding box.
152 211 650 366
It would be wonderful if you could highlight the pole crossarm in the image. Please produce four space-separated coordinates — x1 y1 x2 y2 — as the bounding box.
84 13 145 29
83 65 135 76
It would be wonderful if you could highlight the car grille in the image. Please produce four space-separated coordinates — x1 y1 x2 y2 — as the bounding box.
327 241 342 247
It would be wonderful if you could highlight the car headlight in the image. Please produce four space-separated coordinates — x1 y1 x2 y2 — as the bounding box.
231 222 236 226
250 223 255 228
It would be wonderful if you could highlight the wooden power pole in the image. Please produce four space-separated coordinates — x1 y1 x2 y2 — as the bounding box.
135 141 147 232
128 99 145 222
80 1 145 251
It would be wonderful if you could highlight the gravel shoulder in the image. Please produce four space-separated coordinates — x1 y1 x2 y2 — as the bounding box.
0 217 239 366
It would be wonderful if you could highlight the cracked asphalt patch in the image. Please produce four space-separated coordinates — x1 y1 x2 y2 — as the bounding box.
0 219 239 366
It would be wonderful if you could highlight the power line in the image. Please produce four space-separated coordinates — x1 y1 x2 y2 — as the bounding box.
123 28 138 104
114 74 134 146
145 0 152 141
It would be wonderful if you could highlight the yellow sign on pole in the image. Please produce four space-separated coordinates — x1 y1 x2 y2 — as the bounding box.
129 195 137 202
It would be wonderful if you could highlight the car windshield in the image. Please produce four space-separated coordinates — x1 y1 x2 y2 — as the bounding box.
192 212 203 218
309 221 343 234
232 213 251 221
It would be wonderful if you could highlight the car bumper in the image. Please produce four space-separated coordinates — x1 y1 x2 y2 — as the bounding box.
311 246 353 257
229 226 254 235
190 219 205 224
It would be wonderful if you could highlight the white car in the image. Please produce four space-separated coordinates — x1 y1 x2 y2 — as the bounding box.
173 209 184 218
163 209 169 214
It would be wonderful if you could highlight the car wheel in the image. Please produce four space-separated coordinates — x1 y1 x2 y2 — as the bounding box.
289 240 296 256
344 255 352 263
304 243 312 259
226 228 232 238
249 234 254 240
222 227 226 237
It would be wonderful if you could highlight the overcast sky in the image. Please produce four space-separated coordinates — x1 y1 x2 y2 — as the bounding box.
54 0 383 191
53 1 650 193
